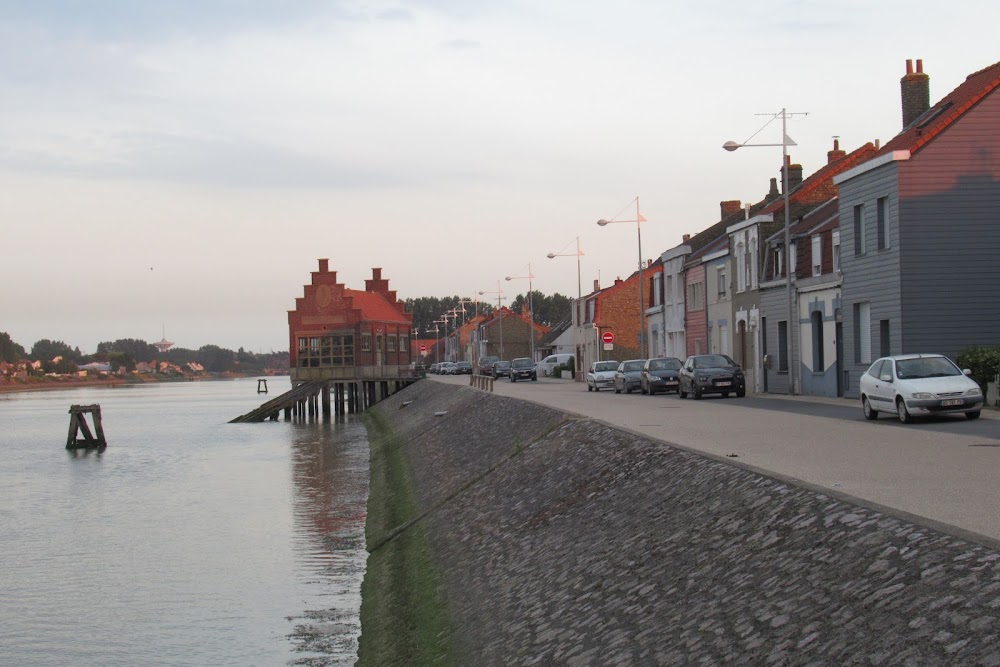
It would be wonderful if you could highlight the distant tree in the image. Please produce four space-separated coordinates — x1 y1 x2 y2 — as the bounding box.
97 338 158 362
107 351 136 372
405 295 496 335
30 339 80 363
44 357 79 374
0 332 27 363
165 347 198 364
507 291 573 327
198 345 236 373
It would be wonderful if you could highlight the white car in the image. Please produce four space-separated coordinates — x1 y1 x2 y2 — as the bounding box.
859 354 983 423
587 361 619 392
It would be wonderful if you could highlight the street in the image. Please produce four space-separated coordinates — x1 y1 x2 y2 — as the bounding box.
431 373 1000 544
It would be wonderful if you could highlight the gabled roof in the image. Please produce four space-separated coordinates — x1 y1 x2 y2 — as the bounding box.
786 197 840 239
881 60 1000 156
345 289 411 324
538 320 573 346
761 143 878 216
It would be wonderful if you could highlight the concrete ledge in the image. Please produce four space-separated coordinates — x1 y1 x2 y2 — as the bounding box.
368 383 1000 665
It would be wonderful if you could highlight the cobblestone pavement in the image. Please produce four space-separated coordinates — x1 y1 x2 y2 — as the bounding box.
374 382 1000 666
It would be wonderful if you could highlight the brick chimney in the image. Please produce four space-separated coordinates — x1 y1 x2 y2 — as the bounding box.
682 233 691 243
318 258 329 273
768 177 779 199
720 200 742 219
372 267 382 281
781 156 803 193
901 59 930 129
593 279 600 292
827 138 846 164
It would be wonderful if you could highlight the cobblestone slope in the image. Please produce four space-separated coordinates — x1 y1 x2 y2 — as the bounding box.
372 383 1000 666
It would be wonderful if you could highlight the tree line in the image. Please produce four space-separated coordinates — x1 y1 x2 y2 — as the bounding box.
0 332 287 375
405 291 573 337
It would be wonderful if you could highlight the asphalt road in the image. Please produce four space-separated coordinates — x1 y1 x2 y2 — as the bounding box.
431 373 1000 545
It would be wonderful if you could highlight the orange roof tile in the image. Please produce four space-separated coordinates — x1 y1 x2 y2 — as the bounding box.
345 289 410 323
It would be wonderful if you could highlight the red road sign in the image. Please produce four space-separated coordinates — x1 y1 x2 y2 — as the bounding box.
601 331 615 344
420 344 427 352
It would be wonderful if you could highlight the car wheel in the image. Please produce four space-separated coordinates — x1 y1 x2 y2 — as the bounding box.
587 384 593 392
966 410 981 420
862 396 878 420
614 387 621 394
693 386 703 400
736 389 746 398
531 375 537 381
896 397 911 424
625 386 632 394
678 382 687 399
511 376 516 382
722 392 729 398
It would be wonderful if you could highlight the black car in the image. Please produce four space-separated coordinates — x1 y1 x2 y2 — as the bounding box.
509 357 537 382
491 360 511 379
453 361 473 375
640 357 682 395
678 354 746 399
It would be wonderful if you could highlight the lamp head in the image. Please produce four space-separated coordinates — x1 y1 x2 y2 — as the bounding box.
597 219 610 226
505 276 513 281
722 141 741 152
546 252 556 259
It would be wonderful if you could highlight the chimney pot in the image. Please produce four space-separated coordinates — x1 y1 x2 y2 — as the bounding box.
916 59 923 74
906 59 913 75
372 267 382 280
593 279 600 292
827 137 847 164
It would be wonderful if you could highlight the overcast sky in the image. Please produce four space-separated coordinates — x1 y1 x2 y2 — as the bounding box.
2 1 997 353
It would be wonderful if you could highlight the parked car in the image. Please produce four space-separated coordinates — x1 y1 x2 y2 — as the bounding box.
613 359 646 394
537 353 575 377
859 354 983 423
510 357 537 382
640 357 682 395
586 360 619 392
491 360 511 379
439 362 457 375
478 355 499 376
429 362 440 374
453 361 473 375
678 354 746 399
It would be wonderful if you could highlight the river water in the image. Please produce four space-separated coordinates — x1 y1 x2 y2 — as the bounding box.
0 378 369 666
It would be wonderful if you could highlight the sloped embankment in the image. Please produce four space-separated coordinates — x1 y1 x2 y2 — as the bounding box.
359 381 1000 666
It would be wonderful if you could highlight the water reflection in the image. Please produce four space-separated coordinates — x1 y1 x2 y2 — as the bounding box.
286 418 370 666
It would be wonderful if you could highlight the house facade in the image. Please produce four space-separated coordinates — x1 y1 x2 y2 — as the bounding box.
835 59 1000 397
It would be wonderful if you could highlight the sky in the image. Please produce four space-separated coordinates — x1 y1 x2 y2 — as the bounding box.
2 0 998 354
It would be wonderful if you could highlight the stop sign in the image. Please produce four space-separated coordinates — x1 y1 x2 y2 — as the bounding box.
601 331 615 344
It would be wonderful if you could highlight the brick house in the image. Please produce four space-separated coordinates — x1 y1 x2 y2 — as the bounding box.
834 59 1000 398
573 271 647 374
288 260 413 382
478 307 548 361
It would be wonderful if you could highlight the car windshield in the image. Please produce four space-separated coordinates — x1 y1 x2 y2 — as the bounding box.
594 361 618 372
623 361 644 371
693 355 735 369
512 359 533 368
895 357 961 380
648 358 681 371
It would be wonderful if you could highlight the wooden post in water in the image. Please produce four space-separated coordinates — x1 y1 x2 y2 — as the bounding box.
257 379 268 394
66 404 107 449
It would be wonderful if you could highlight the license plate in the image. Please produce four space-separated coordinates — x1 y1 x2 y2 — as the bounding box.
941 399 963 407
716 381 732 387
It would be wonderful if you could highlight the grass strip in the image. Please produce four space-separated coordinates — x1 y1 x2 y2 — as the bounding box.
356 410 454 666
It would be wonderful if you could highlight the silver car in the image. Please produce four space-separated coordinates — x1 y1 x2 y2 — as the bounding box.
859 354 983 423
613 359 645 394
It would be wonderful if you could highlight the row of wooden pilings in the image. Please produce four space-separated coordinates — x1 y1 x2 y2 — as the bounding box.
470 374 495 391
282 380 409 421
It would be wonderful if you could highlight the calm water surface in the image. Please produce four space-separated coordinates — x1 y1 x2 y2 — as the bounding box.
0 379 368 666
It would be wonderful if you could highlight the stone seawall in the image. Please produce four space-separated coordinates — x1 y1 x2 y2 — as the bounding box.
369 382 1000 665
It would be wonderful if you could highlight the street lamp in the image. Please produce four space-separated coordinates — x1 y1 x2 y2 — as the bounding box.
724 108 806 394
597 197 647 359
478 282 506 359
547 236 584 300
506 262 536 361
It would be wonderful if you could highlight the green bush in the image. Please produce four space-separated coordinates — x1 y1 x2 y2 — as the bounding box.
956 346 1000 391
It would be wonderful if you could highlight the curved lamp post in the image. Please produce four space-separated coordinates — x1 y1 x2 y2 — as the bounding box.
597 197 647 359
723 107 805 394
547 236 584 300
505 262 536 361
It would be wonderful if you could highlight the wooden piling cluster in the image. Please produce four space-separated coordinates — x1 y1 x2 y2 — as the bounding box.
230 378 416 423
471 374 495 392
66 404 107 449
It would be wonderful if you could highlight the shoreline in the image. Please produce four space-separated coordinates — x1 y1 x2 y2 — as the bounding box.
0 374 289 395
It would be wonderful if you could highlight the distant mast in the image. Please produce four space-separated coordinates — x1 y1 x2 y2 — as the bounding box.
154 325 174 355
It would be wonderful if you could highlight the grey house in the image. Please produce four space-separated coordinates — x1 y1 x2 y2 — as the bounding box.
835 59 1000 398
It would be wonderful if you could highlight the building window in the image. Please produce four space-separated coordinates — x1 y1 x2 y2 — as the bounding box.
877 197 889 250
854 204 866 255
387 335 396 352
362 333 372 352
832 231 841 272
880 320 890 357
777 320 788 372
750 238 758 288
399 335 408 356
811 235 822 277
653 273 663 307
719 324 729 355
811 311 824 372
736 242 746 292
718 266 727 297
587 299 596 323
774 247 783 279
297 334 355 367
790 241 797 276
665 275 673 303
376 334 383 351
688 282 704 310
854 302 871 364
